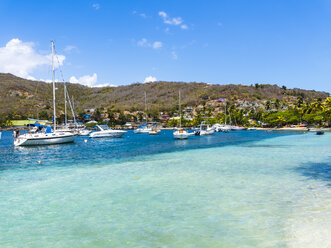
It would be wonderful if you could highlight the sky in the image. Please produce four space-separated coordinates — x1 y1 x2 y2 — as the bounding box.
0 0 330 93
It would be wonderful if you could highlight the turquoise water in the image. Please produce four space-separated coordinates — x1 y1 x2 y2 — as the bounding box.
0 131 330 247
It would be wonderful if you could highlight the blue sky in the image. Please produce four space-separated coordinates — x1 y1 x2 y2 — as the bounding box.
0 0 330 93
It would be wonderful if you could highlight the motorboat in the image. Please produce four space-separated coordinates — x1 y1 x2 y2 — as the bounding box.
149 130 160 135
195 122 215 136
134 124 152 134
89 125 126 138
13 41 76 147
149 125 161 135
231 126 247 131
212 124 231 132
77 129 92 136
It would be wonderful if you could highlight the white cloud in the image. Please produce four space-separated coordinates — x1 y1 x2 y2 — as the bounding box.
0 38 65 79
137 38 148 47
94 83 117 88
180 24 188 30
70 73 98 87
133 11 148 18
40 78 60 83
92 3 100 10
137 38 162 49
144 76 157 83
158 11 167 19
26 75 36 81
64 45 77 52
158 11 188 29
152 41 162 49
171 51 178 60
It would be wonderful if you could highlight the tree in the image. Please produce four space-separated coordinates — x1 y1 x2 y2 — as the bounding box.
38 111 49 120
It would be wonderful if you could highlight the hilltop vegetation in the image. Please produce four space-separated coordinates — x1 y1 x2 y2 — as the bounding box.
0 73 330 127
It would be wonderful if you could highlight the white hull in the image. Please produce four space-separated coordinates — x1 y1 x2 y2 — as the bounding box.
149 130 160 135
89 130 126 138
173 133 189 139
134 128 152 134
78 129 92 136
14 133 76 146
199 130 215 136
231 126 247 131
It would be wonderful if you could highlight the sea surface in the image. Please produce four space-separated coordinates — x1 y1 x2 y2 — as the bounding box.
0 130 330 247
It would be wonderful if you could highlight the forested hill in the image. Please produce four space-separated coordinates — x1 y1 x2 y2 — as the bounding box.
0 73 329 117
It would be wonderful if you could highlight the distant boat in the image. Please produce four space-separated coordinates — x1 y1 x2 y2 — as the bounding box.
0 132 2 139
13 41 76 146
231 126 247 131
194 122 215 136
134 91 151 134
149 123 161 135
173 91 189 139
212 124 231 132
316 131 324 135
89 125 126 138
77 129 92 136
134 124 152 134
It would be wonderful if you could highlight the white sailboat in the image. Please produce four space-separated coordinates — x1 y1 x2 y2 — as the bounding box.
13 41 76 146
134 92 154 134
173 91 189 139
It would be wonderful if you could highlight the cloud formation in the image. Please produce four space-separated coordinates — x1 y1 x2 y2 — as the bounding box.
144 76 157 83
64 45 77 53
92 3 100 10
0 38 65 79
137 38 163 49
70 73 98 87
133 10 147 18
171 51 178 60
158 11 188 29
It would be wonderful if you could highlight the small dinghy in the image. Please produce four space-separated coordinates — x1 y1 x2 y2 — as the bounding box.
316 131 324 135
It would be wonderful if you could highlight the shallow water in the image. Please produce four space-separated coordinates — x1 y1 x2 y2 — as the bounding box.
0 130 330 247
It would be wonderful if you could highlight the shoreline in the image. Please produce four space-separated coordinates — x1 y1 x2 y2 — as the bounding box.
1 126 330 132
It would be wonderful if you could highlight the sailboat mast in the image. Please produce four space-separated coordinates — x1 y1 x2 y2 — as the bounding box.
144 91 147 125
64 82 67 126
51 40 56 131
225 101 227 125
179 91 181 128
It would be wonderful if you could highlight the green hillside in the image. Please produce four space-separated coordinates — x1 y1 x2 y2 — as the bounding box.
0 73 329 120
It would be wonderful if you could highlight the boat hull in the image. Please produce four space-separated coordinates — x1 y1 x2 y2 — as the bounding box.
89 131 126 138
174 133 189 139
134 129 152 134
14 134 76 146
195 130 214 136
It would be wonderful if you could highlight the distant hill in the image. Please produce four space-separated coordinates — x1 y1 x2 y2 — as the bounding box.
0 73 329 118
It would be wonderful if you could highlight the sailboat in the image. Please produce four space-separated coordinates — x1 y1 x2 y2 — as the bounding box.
173 91 189 139
134 92 155 134
213 101 231 132
13 41 76 146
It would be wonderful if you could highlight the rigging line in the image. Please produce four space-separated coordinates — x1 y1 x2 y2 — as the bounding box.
53 45 77 124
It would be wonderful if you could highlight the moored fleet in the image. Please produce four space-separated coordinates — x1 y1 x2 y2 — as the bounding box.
8 41 327 147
